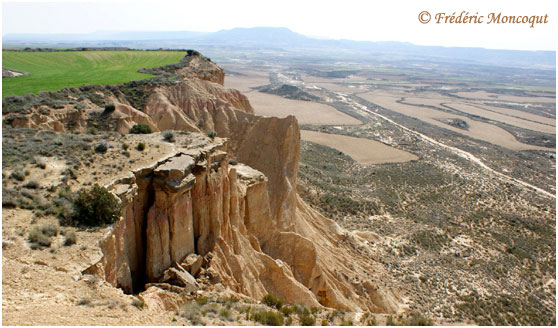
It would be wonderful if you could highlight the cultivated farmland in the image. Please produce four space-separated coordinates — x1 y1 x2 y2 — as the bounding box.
2 50 185 96
301 130 418 164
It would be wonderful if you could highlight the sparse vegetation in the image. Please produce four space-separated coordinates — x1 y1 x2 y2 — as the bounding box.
76 297 92 306
94 141 108 153
250 310 284 326
101 103 116 116
300 314 316 326
63 229 77 246
262 294 284 310
163 130 175 142
132 298 145 310
196 296 209 306
28 226 51 248
136 142 146 151
23 180 39 189
207 130 217 139
129 123 152 134
71 184 120 226
10 171 25 182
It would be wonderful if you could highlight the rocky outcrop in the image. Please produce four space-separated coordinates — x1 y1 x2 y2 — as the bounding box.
87 134 321 307
4 50 401 313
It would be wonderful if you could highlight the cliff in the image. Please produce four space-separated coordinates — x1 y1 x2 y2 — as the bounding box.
2 51 401 313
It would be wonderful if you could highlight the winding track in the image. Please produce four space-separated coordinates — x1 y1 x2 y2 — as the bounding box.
334 92 555 199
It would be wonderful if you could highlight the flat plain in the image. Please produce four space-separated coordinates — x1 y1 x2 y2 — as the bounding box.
225 71 362 125
359 92 550 151
301 130 418 164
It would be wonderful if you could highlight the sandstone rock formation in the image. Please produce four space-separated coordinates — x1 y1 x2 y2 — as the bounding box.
5 51 401 313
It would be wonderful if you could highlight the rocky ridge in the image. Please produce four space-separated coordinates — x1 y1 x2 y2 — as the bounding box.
2 51 402 314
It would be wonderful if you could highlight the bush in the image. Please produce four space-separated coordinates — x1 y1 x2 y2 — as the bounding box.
300 314 316 326
262 294 285 310
23 180 39 189
28 226 51 247
281 305 295 317
64 229 77 246
40 223 59 237
95 141 108 153
219 308 232 320
181 302 202 325
10 171 25 182
251 310 284 326
136 142 146 151
196 296 209 306
71 184 120 226
121 143 129 150
403 312 433 326
129 123 152 134
132 298 145 310
206 130 217 139
163 131 175 142
103 103 115 114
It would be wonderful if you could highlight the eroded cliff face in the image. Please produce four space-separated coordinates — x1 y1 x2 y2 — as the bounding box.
4 51 401 313
86 134 320 307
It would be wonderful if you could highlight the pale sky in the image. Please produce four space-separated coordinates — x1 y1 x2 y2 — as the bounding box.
1 0 556 51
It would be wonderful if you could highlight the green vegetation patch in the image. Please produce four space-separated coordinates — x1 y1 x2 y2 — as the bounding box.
2 50 185 96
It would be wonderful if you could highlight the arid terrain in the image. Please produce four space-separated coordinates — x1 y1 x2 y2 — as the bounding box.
2 43 556 327
220 50 556 325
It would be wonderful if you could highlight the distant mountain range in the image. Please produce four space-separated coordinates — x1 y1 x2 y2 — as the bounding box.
3 27 555 70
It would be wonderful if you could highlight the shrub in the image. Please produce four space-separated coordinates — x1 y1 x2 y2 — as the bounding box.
129 123 152 134
262 294 284 310
37 161 47 169
300 314 316 326
403 312 433 326
40 223 59 237
103 103 116 114
219 308 232 320
132 298 145 310
136 142 146 151
251 310 284 326
219 295 239 308
121 143 129 150
10 171 25 182
196 296 209 306
64 229 77 246
206 130 217 139
28 226 51 247
71 184 120 226
281 305 295 317
366 316 377 326
23 180 39 189
94 141 108 153
163 131 175 142
181 302 202 325
77 298 92 306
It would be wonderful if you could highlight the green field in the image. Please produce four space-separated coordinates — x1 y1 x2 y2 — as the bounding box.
2 50 185 96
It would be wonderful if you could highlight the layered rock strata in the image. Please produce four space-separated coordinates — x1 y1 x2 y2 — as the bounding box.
4 51 401 313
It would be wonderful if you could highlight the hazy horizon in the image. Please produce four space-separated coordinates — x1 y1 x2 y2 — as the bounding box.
2 0 556 51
